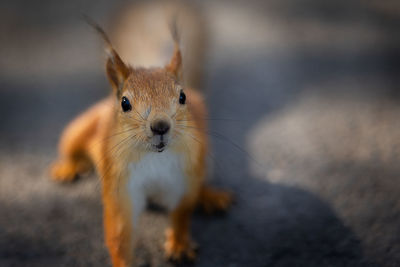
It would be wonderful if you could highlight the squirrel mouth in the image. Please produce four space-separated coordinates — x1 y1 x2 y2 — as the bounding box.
151 134 168 152
155 142 165 152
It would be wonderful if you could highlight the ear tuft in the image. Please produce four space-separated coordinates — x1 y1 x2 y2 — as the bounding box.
84 15 129 93
165 16 183 80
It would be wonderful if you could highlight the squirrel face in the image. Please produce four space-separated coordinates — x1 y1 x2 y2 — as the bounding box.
117 68 188 152
104 35 187 153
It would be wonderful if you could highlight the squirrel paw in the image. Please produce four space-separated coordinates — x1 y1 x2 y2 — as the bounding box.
49 160 78 182
164 229 198 262
199 187 234 214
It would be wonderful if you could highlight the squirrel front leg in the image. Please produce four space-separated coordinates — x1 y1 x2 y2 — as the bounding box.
164 193 198 262
103 194 133 267
164 151 204 262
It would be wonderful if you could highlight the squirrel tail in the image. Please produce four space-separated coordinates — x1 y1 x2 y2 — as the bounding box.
109 1 208 90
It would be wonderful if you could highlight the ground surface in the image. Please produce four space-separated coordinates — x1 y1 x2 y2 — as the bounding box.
0 0 399 266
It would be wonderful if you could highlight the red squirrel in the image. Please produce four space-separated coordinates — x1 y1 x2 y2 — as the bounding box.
50 6 232 267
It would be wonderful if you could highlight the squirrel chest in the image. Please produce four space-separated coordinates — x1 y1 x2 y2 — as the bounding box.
127 150 187 222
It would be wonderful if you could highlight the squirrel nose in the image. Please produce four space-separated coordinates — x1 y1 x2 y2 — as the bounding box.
151 120 170 135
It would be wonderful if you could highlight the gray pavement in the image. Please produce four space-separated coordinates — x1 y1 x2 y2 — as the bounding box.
0 0 399 266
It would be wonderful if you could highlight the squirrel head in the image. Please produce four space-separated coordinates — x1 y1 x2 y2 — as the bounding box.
90 20 190 153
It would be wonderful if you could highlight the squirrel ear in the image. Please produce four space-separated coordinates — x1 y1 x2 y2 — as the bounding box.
83 17 129 94
166 44 182 80
105 48 130 93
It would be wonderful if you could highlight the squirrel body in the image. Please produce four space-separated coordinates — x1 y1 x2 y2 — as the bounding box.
50 4 232 266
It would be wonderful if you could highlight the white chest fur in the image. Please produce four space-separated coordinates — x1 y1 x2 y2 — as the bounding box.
127 150 186 224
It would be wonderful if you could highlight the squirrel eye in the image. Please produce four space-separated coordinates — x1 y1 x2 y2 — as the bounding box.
179 91 186 105
121 96 132 112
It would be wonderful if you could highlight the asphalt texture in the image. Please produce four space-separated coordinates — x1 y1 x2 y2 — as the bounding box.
1 0 400 266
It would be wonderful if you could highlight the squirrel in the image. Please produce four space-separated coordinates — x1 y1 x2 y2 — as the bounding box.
49 3 232 266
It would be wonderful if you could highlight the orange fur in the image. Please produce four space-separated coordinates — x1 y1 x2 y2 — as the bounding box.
50 12 231 267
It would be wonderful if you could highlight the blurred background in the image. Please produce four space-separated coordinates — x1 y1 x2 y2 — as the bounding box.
1 0 399 266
